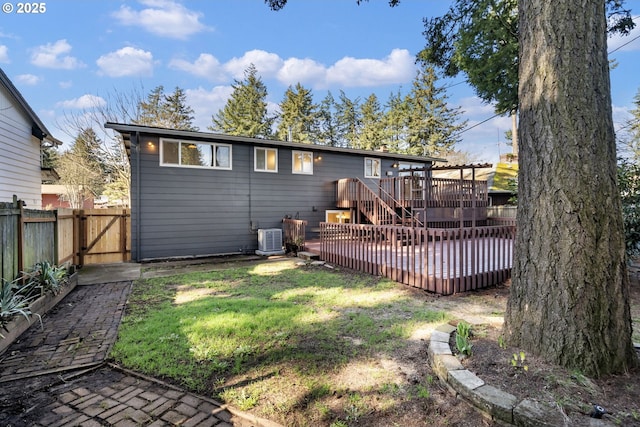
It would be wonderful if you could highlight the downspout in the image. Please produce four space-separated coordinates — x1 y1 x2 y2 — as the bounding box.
132 132 141 262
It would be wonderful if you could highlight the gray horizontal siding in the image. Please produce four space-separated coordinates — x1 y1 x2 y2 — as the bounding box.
130 134 428 260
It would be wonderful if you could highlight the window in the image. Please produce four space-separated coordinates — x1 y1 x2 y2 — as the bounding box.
255 147 278 172
326 210 351 223
292 151 313 175
364 157 381 178
398 162 425 177
160 139 231 169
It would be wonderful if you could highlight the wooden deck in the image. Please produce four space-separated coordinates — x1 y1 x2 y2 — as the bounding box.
304 223 514 295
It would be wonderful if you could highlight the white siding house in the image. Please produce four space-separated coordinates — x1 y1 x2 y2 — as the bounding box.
0 68 60 208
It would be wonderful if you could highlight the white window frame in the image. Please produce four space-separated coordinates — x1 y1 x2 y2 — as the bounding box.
364 157 381 179
292 150 313 175
254 147 278 173
159 138 232 170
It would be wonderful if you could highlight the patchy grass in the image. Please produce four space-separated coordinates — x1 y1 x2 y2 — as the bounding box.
111 259 449 425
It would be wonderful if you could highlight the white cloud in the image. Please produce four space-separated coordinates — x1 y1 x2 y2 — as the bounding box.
453 96 512 161
224 49 284 79
169 53 227 82
30 39 84 69
112 0 209 40
326 49 416 88
97 47 154 77
458 96 498 117
16 74 40 85
56 94 107 109
0 45 8 63
277 58 327 87
59 80 73 89
607 15 640 53
174 48 418 92
186 86 234 131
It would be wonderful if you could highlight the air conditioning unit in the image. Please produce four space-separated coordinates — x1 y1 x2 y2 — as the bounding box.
256 228 284 255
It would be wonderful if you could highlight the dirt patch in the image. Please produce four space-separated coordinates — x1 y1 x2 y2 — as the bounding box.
455 278 640 426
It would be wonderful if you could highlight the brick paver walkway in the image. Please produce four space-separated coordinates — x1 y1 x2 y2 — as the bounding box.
0 278 279 427
0 282 130 381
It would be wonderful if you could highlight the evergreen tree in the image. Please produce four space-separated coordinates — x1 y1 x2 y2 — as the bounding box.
164 87 198 131
41 146 59 170
382 90 409 153
335 90 360 148
137 85 166 127
620 89 640 159
357 94 385 151
136 85 198 131
275 83 317 143
404 65 466 157
57 129 106 208
504 0 637 376
210 64 274 138
316 91 340 146
420 0 634 115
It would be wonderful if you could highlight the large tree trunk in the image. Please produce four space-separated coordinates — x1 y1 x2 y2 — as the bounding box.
504 0 638 377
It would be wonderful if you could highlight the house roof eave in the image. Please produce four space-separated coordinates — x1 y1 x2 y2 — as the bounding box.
104 122 446 164
0 67 62 146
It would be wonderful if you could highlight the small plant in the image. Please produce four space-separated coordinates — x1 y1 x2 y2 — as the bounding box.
28 261 69 296
511 351 528 371
416 384 431 399
0 278 38 338
455 321 473 357
498 335 506 349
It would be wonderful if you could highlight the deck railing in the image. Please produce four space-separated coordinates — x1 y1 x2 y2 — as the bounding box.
282 218 308 250
378 176 489 208
336 178 407 225
319 222 515 295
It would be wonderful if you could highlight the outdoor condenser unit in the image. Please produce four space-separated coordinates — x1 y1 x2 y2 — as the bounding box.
256 228 284 255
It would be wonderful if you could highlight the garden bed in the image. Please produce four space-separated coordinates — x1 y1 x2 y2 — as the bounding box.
0 271 78 355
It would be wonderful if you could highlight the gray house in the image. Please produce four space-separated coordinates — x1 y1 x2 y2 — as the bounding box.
105 123 442 261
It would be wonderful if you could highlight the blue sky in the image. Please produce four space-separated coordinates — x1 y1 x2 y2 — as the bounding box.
1 0 639 163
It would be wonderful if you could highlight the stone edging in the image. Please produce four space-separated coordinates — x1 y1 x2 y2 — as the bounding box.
428 323 616 427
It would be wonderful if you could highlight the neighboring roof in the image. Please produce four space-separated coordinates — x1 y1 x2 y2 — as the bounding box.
104 122 446 164
490 162 519 193
41 167 60 182
0 67 62 146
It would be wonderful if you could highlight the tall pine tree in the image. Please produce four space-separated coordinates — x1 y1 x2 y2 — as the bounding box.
57 129 106 208
404 65 466 156
316 91 340 146
275 83 317 143
136 86 197 131
164 87 198 131
210 64 273 138
357 94 385 151
382 90 409 153
335 91 361 148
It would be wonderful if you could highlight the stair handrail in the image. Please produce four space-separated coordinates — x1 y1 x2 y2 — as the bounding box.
369 177 424 228
351 178 399 225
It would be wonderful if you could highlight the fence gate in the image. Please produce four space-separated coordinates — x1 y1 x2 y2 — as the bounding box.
74 208 130 265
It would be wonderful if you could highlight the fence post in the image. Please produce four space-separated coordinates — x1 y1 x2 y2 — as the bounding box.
16 197 24 278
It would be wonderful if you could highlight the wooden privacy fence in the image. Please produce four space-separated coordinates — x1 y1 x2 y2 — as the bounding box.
74 208 130 265
319 222 515 295
0 200 130 283
1 200 58 282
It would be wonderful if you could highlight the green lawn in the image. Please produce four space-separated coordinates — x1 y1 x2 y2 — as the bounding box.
111 259 449 425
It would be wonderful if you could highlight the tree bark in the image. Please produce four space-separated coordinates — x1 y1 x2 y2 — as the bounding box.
504 0 638 377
